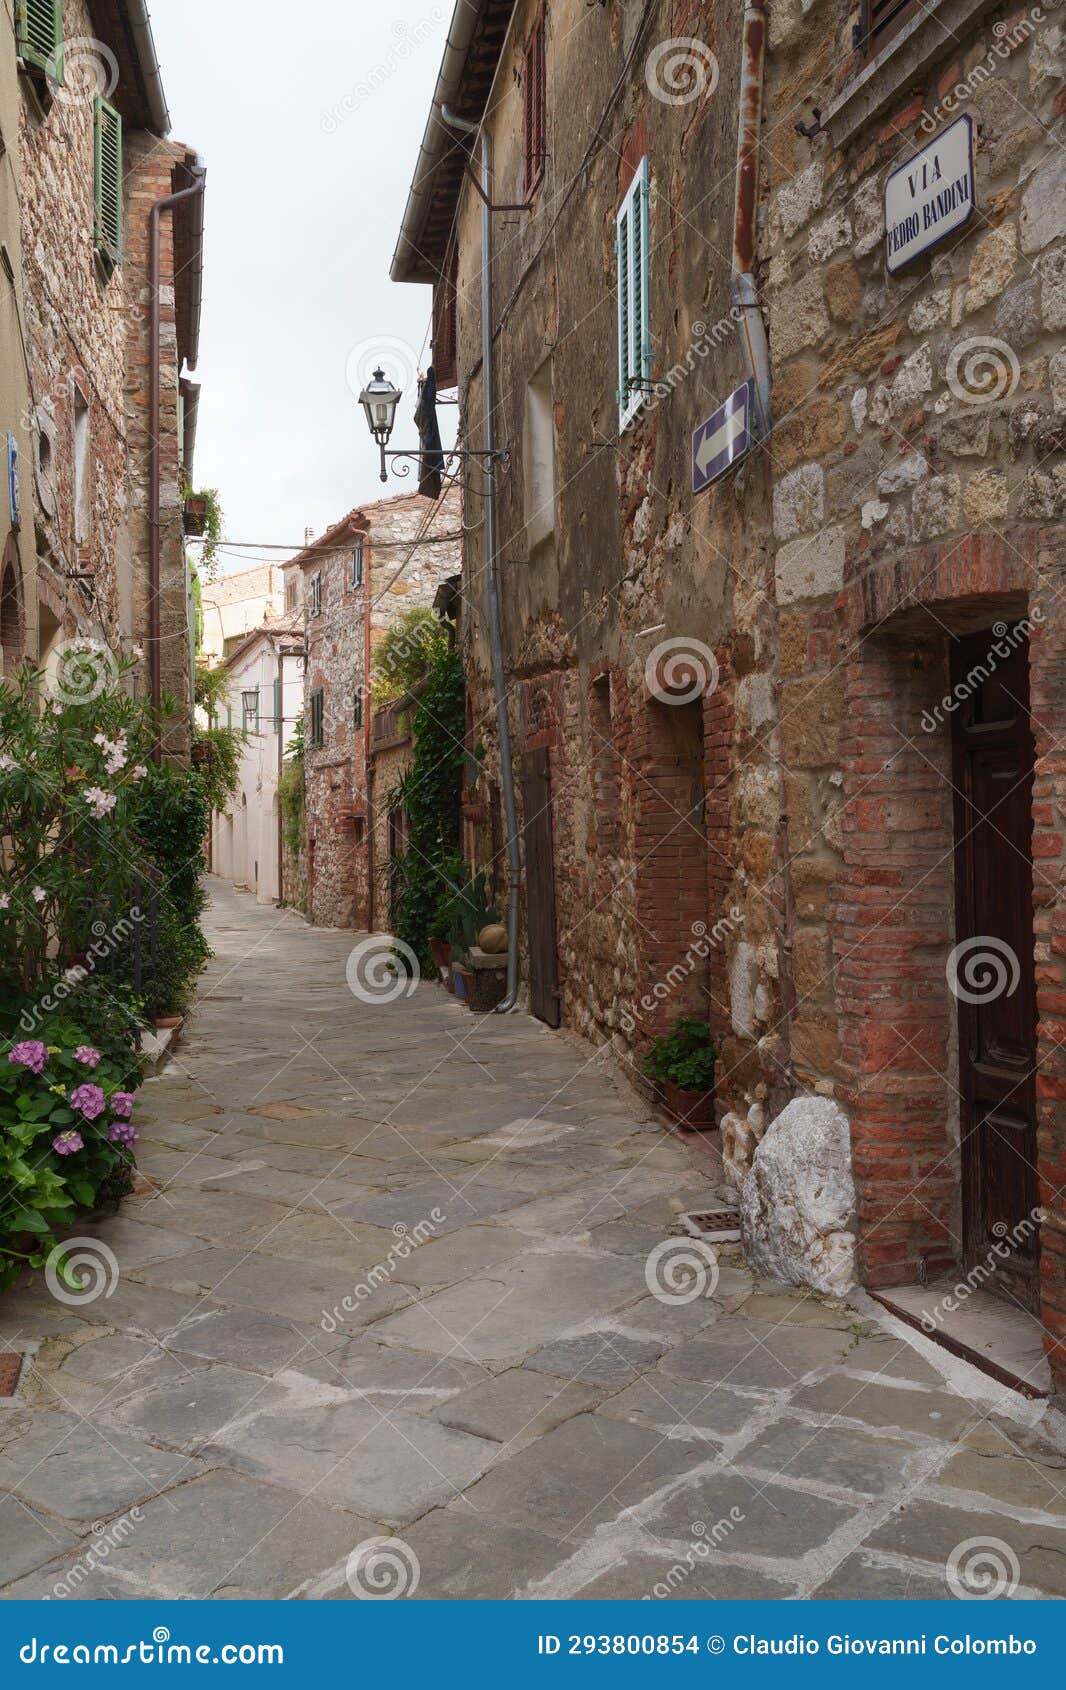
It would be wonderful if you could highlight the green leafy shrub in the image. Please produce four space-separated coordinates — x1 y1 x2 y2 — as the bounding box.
372 608 450 703
0 1024 142 1287
642 1017 718 1091
387 648 465 969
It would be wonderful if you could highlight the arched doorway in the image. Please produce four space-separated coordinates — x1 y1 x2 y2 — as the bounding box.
0 537 23 680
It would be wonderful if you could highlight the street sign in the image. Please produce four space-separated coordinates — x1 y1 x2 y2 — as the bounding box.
691 378 754 494
885 114 975 274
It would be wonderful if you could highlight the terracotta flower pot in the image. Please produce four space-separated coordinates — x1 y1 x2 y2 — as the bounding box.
154 1015 183 1031
452 965 473 1003
428 938 452 972
664 1078 716 1128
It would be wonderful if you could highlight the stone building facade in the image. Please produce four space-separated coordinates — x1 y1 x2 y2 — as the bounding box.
299 488 461 929
395 0 1066 1398
9 0 205 754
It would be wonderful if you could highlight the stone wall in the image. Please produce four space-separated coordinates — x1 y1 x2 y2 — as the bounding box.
302 488 461 929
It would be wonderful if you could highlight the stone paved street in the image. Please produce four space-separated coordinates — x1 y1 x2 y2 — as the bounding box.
2 883 1066 1600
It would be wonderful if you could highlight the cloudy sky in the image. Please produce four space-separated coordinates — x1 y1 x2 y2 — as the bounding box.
150 0 452 572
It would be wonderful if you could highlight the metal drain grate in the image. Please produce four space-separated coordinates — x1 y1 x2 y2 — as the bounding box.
0 1353 24 1398
680 1208 741 1242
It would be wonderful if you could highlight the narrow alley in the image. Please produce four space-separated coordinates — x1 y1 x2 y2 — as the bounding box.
1 885 1064 1601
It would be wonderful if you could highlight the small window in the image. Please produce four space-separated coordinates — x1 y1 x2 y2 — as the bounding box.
309 572 322 616
242 687 260 734
72 383 89 546
15 0 63 86
284 576 298 614
93 96 123 276
858 0 922 53
309 687 324 747
351 538 365 588
523 358 555 554
523 7 547 196
353 690 363 729
616 156 651 432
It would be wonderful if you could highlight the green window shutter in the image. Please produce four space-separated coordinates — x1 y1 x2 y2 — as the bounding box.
616 156 650 432
93 96 123 273
273 676 281 726
16 0 63 81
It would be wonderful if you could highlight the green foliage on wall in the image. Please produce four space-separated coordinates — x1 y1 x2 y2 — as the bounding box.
388 647 465 969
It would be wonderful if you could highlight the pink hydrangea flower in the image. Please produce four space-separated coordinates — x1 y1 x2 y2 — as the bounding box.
111 1091 135 1118
70 1083 106 1121
53 1130 84 1156
74 1046 101 1068
108 1120 138 1148
8 1040 47 1075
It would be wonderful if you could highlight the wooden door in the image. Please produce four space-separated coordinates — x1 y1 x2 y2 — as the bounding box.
521 747 560 1027
951 627 1039 1309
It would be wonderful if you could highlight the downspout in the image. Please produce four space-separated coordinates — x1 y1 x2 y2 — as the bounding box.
731 0 771 440
362 532 374 929
276 644 284 904
149 161 206 752
731 3 797 1086
441 105 520 1013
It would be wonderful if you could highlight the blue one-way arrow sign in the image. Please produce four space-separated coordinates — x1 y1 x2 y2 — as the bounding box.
692 378 754 494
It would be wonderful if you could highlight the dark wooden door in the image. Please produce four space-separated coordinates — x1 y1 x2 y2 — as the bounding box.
951 627 1039 1309
521 747 561 1027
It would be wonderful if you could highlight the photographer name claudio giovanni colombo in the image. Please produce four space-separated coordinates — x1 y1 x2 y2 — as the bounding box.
731 1634 1038 1657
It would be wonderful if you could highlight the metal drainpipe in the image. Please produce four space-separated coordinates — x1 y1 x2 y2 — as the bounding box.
149 165 207 754
362 533 374 929
440 104 520 1012
731 0 771 441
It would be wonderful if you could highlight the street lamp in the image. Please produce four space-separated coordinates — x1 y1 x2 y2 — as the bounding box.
358 368 402 473
357 357 507 483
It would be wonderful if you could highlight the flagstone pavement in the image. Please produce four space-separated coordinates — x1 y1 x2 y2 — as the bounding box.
2 881 1066 1601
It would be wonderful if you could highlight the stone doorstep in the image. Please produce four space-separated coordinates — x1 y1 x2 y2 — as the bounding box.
869 1282 1052 1402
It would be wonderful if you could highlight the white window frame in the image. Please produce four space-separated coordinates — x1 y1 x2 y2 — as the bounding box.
616 155 651 433
309 571 322 616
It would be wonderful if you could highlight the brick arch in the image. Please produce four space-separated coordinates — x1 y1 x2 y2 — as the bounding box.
0 535 24 679
834 532 1066 1387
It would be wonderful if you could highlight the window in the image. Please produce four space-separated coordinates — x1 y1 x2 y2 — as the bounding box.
353 689 363 729
15 0 63 84
857 0 921 53
272 676 281 726
93 96 123 275
309 572 322 616
351 537 365 588
284 575 298 613
72 383 89 547
309 688 324 747
523 7 547 196
242 687 260 734
523 358 555 555
433 243 459 388
616 156 651 432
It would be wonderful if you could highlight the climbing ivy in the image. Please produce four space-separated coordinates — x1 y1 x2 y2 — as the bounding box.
389 647 465 970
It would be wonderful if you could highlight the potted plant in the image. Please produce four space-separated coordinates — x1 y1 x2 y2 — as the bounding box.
642 1016 718 1128
451 953 473 1002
